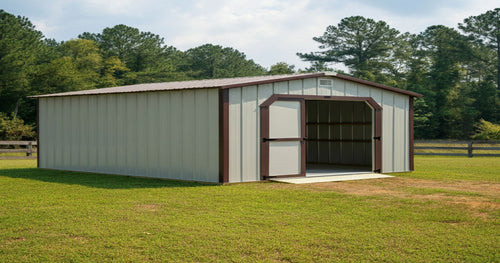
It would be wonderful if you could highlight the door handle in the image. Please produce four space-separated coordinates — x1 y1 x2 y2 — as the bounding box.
263 138 277 142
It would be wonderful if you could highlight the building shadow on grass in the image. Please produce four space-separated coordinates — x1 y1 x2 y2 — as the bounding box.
0 168 217 189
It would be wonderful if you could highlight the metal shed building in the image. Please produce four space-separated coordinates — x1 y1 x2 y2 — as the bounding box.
32 72 422 183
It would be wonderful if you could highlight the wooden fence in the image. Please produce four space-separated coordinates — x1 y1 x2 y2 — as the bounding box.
1 140 498 160
414 140 500 157
0 141 37 159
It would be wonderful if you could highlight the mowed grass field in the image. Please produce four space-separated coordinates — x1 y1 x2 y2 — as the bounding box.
0 157 498 262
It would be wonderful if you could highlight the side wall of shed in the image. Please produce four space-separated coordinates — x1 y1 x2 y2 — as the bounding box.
38 89 219 182
228 77 409 182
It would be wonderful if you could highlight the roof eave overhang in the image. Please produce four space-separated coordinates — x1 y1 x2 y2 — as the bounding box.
28 71 423 99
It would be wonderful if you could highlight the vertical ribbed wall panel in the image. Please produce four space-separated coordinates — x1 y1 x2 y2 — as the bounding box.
38 88 219 182
228 87 242 182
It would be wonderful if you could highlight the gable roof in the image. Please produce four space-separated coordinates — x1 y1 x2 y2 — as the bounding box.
30 72 423 98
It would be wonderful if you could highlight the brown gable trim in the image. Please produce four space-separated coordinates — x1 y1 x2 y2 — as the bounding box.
260 94 382 111
333 73 423 98
221 72 422 98
220 73 325 89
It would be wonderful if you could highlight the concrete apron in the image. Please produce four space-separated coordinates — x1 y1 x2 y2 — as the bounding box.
270 173 393 184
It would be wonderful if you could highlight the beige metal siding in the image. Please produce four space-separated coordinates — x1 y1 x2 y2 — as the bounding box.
38 89 219 182
228 77 410 182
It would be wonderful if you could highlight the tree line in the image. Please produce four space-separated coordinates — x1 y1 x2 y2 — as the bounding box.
0 9 499 140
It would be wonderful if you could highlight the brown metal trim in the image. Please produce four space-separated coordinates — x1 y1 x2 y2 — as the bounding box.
300 99 306 176
307 122 372 126
222 72 422 98
31 73 422 99
218 89 229 183
260 94 383 110
409 97 415 171
260 93 384 179
221 73 325 89
374 109 383 172
36 99 40 168
334 73 423 98
260 105 270 180
266 138 303 142
260 97 306 179
307 139 372 143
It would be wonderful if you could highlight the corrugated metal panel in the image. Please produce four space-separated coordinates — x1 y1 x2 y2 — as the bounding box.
229 87 242 182
381 91 394 172
38 89 219 182
332 78 345 96
257 84 274 181
157 92 170 178
394 94 409 172
303 78 316 95
241 86 258 182
228 76 410 182
289 80 303 95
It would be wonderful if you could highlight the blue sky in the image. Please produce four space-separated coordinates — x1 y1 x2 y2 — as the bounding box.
2 0 498 70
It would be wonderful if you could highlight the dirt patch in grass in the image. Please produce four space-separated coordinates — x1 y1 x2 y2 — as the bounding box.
290 177 500 219
135 204 162 212
307 177 499 197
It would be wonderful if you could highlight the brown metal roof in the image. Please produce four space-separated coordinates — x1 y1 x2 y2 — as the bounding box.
30 72 423 98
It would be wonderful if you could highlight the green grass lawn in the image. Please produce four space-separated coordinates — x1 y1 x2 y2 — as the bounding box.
0 157 498 262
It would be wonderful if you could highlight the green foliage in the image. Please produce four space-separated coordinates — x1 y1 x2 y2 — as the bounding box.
268 62 295 75
299 10 500 139
79 25 188 83
297 16 400 84
459 8 500 95
183 44 266 79
0 113 35 140
472 119 500 140
0 10 44 116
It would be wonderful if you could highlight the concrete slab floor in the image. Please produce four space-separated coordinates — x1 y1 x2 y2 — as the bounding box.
270 173 394 184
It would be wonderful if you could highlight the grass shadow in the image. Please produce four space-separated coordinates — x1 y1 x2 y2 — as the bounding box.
0 167 216 189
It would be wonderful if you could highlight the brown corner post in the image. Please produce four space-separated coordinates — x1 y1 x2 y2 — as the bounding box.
219 89 229 183
409 97 415 171
36 99 40 168
374 108 382 173
300 99 306 176
260 105 270 180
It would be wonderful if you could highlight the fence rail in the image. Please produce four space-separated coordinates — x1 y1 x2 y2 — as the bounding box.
0 141 37 160
1 140 497 160
414 140 500 157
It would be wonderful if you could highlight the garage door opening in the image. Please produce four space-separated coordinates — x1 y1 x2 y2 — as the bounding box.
260 94 382 180
305 100 373 177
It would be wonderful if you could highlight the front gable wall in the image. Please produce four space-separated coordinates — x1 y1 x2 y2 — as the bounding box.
227 77 411 183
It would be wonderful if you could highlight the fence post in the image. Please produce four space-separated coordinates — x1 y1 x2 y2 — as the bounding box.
467 142 473 158
27 141 32 157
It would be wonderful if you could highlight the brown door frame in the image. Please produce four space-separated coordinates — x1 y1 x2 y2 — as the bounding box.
260 94 383 180
260 97 306 180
